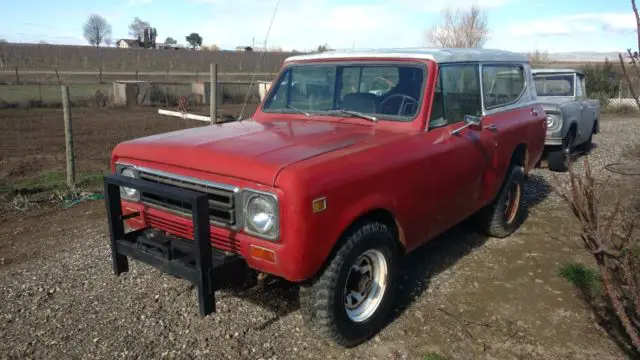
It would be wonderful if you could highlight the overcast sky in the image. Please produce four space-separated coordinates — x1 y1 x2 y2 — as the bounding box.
0 0 636 53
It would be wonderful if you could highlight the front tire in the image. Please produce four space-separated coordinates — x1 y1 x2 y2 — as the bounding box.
299 221 399 347
548 132 574 172
475 165 525 238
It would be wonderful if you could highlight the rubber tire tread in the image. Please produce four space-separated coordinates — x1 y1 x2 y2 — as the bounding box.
299 221 398 348
548 132 573 172
476 165 525 238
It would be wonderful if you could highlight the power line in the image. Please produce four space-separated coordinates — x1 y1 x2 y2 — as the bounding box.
238 0 281 120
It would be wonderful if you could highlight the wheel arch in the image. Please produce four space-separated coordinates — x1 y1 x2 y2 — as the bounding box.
303 207 405 284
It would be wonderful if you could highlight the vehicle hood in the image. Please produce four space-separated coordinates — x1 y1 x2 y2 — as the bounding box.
112 118 401 185
536 96 573 112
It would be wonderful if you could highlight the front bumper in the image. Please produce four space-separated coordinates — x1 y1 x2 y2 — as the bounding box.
104 174 242 316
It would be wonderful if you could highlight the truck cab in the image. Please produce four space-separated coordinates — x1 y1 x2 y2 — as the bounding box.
532 68 600 171
104 48 547 347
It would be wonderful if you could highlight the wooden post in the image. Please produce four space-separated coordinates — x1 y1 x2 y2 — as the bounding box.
14 66 19 84
618 53 640 110
135 70 139 80
210 63 217 124
55 69 61 85
98 67 103 83
61 85 76 188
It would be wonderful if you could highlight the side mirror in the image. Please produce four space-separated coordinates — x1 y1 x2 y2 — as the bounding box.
451 115 483 135
464 115 482 127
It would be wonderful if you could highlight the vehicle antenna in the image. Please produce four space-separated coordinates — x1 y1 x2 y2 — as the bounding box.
238 0 281 121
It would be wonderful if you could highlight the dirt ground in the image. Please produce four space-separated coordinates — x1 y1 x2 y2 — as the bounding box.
0 112 639 360
0 104 257 191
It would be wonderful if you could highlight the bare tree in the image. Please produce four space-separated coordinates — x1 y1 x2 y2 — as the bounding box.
83 14 112 47
129 17 150 39
426 5 489 48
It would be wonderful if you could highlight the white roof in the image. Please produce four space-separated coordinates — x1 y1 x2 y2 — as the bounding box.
532 68 584 75
284 48 529 64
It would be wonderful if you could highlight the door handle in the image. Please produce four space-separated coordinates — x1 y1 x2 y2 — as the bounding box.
484 124 498 132
531 108 538 116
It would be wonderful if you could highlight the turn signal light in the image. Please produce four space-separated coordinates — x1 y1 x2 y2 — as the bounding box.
249 245 277 264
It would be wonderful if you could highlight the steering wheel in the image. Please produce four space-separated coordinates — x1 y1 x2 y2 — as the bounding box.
379 93 418 116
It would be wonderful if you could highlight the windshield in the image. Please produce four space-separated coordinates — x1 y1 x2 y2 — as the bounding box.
262 62 426 121
533 73 574 97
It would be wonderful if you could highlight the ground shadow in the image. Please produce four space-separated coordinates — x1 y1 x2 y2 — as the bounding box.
387 171 554 325
204 171 555 335
571 285 638 358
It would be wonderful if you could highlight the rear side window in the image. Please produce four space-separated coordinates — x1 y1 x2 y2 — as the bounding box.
482 64 525 109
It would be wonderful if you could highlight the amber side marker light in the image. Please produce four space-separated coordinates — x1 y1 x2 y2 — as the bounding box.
312 197 327 213
250 245 277 264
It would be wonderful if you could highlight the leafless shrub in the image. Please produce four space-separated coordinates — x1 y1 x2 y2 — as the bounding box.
425 5 489 48
555 158 640 352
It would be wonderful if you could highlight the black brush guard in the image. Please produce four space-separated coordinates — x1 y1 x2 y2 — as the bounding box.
103 174 238 316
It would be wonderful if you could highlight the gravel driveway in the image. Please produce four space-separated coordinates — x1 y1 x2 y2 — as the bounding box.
1 115 639 360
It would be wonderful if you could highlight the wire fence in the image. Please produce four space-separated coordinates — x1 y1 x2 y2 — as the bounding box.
0 80 262 109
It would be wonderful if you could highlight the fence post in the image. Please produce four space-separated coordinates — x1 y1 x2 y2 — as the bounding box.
14 66 19 84
210 63 218 124
135 70 139 80
61 85 76 188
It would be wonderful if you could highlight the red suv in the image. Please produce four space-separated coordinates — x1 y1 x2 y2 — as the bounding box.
104 48 547 347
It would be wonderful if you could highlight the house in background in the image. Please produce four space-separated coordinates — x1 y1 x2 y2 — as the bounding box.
116 39 142 49
235 45 266 52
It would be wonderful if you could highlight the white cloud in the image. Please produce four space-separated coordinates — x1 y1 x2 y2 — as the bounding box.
186 0 518 51
509 12 635 37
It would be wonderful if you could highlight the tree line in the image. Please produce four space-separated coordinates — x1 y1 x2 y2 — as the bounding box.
82 15 203 49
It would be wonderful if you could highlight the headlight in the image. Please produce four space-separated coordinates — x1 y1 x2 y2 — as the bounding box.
115 164 139 201
546 113 561 131
243 191 279 240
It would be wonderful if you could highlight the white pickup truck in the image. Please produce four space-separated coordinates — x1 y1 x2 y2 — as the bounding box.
532 68 600 172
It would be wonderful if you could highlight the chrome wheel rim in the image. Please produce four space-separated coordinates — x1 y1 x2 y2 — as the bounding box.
344 249 388 323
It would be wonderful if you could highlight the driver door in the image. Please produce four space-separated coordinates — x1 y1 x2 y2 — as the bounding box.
419 64 495 240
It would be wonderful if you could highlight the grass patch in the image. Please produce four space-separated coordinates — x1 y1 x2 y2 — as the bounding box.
423 353 448 360
0 170 106 194
558 262 602 300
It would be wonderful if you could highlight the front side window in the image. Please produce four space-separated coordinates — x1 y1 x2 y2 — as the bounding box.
482 65 526 109
533 73 574 97
429 64 482 128
262 63 426 121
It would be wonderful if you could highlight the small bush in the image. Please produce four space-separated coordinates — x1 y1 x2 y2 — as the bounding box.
583 60 619 98
591 91 610 108
555 158 640 353
612 103 640 116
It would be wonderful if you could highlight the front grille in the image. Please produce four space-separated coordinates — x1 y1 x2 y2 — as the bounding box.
145 213 240 254
138 170 237 227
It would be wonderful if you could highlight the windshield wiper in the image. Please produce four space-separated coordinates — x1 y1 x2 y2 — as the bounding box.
328 109 378 123
286 105 311 117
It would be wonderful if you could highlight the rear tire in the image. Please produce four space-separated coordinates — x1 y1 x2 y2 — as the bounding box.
548 132 574 172
299 221 399 347
475 165 525 238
